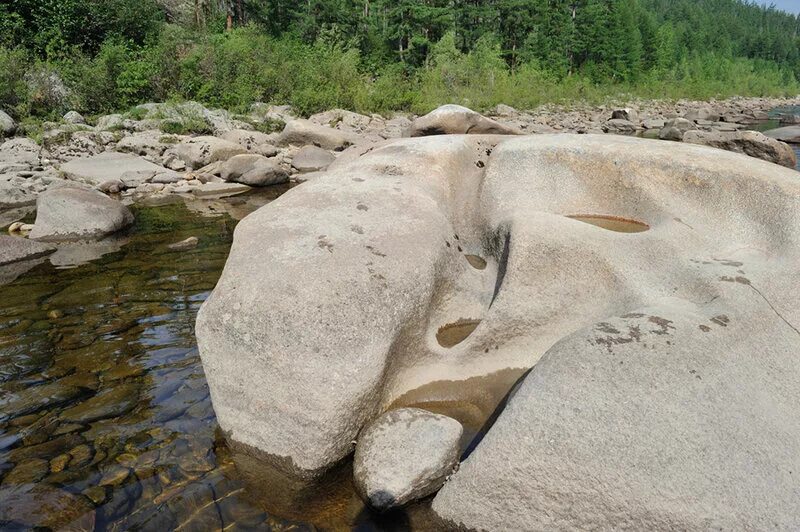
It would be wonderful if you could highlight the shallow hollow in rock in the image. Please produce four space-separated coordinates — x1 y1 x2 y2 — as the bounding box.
566 214 650 233
435 319 481 348
464 254 487 270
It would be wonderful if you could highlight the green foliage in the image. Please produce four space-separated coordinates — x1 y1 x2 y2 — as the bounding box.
1 0 799 121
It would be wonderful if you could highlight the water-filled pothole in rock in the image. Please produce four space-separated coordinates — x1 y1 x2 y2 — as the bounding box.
436 319 481 348
465 254 487 270
567 214 649 233
388 368 529 454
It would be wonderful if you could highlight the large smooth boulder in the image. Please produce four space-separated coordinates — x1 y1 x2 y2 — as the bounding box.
354 408 462 511
29 187 134 242
59 152 177 187
0 110 16 137
763 125 800 144
278 119 361 151
408 104 521 136
220 154 289 187
0 236 55 266
197 130 800 518
683 129 797 168
175 136 247 169
291 145 335 173
433 302 800 530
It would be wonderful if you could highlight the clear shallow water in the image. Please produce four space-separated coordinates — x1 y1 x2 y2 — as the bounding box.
0 188 415 531
0 186 520 531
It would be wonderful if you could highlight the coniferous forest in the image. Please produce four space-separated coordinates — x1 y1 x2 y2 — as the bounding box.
1 0 799 120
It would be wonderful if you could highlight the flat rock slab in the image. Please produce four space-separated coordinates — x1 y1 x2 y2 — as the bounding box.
278 119 362 151
354 408 462 511
60 152 172 186
190 182 252 198
0 235 56 266
409 104 522 136
763 125 800 144
0 180 36 209
220 154 289 187
291 146 335 173
29 187 134 242
59 383 140 423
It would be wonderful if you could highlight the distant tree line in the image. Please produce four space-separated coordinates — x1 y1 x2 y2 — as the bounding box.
0 0 798 119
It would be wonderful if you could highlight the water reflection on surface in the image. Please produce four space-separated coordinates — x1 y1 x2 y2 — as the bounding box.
0 188 358 530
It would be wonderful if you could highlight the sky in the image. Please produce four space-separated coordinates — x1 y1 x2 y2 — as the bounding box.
758 0 800 14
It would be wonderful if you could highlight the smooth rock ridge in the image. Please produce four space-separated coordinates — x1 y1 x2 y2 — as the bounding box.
353 408 462 512
408 104 522 136
683 129 797 168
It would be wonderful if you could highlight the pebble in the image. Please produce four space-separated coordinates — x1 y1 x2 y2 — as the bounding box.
49 453 71 473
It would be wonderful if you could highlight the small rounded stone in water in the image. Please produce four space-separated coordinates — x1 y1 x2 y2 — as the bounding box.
47 309 63 319
83 486 108 506
168 236 199 251
49 454 71 473
98 465 130 487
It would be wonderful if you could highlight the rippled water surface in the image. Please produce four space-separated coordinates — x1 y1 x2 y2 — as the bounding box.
0 188 423 531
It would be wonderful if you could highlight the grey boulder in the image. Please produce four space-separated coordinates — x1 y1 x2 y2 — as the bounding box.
683 129 797 168
116 130 184 159
291 146 335 173
278 119 361 151
408 104 521 136
433 302 800 530
29 187 134 242
220 129 275 151
63 111 85 125
602 118 637 134
659 117 696 141
611 108 638 122
354 408 462 511
0 236 56 266
220 154 289 187
0 110 16 137
175 136 247 169
59 152 177 188
763 125 800 144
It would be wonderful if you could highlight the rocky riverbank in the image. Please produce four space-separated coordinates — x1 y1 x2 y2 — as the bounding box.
2 95 800 529
1 95 799 232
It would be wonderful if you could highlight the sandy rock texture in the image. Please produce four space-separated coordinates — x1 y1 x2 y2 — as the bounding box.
197 132 800 529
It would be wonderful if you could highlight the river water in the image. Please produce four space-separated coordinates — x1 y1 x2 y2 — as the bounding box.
1 114 798 530
0 188 432 530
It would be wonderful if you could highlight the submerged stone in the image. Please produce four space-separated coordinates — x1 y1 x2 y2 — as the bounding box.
59 383 140 423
